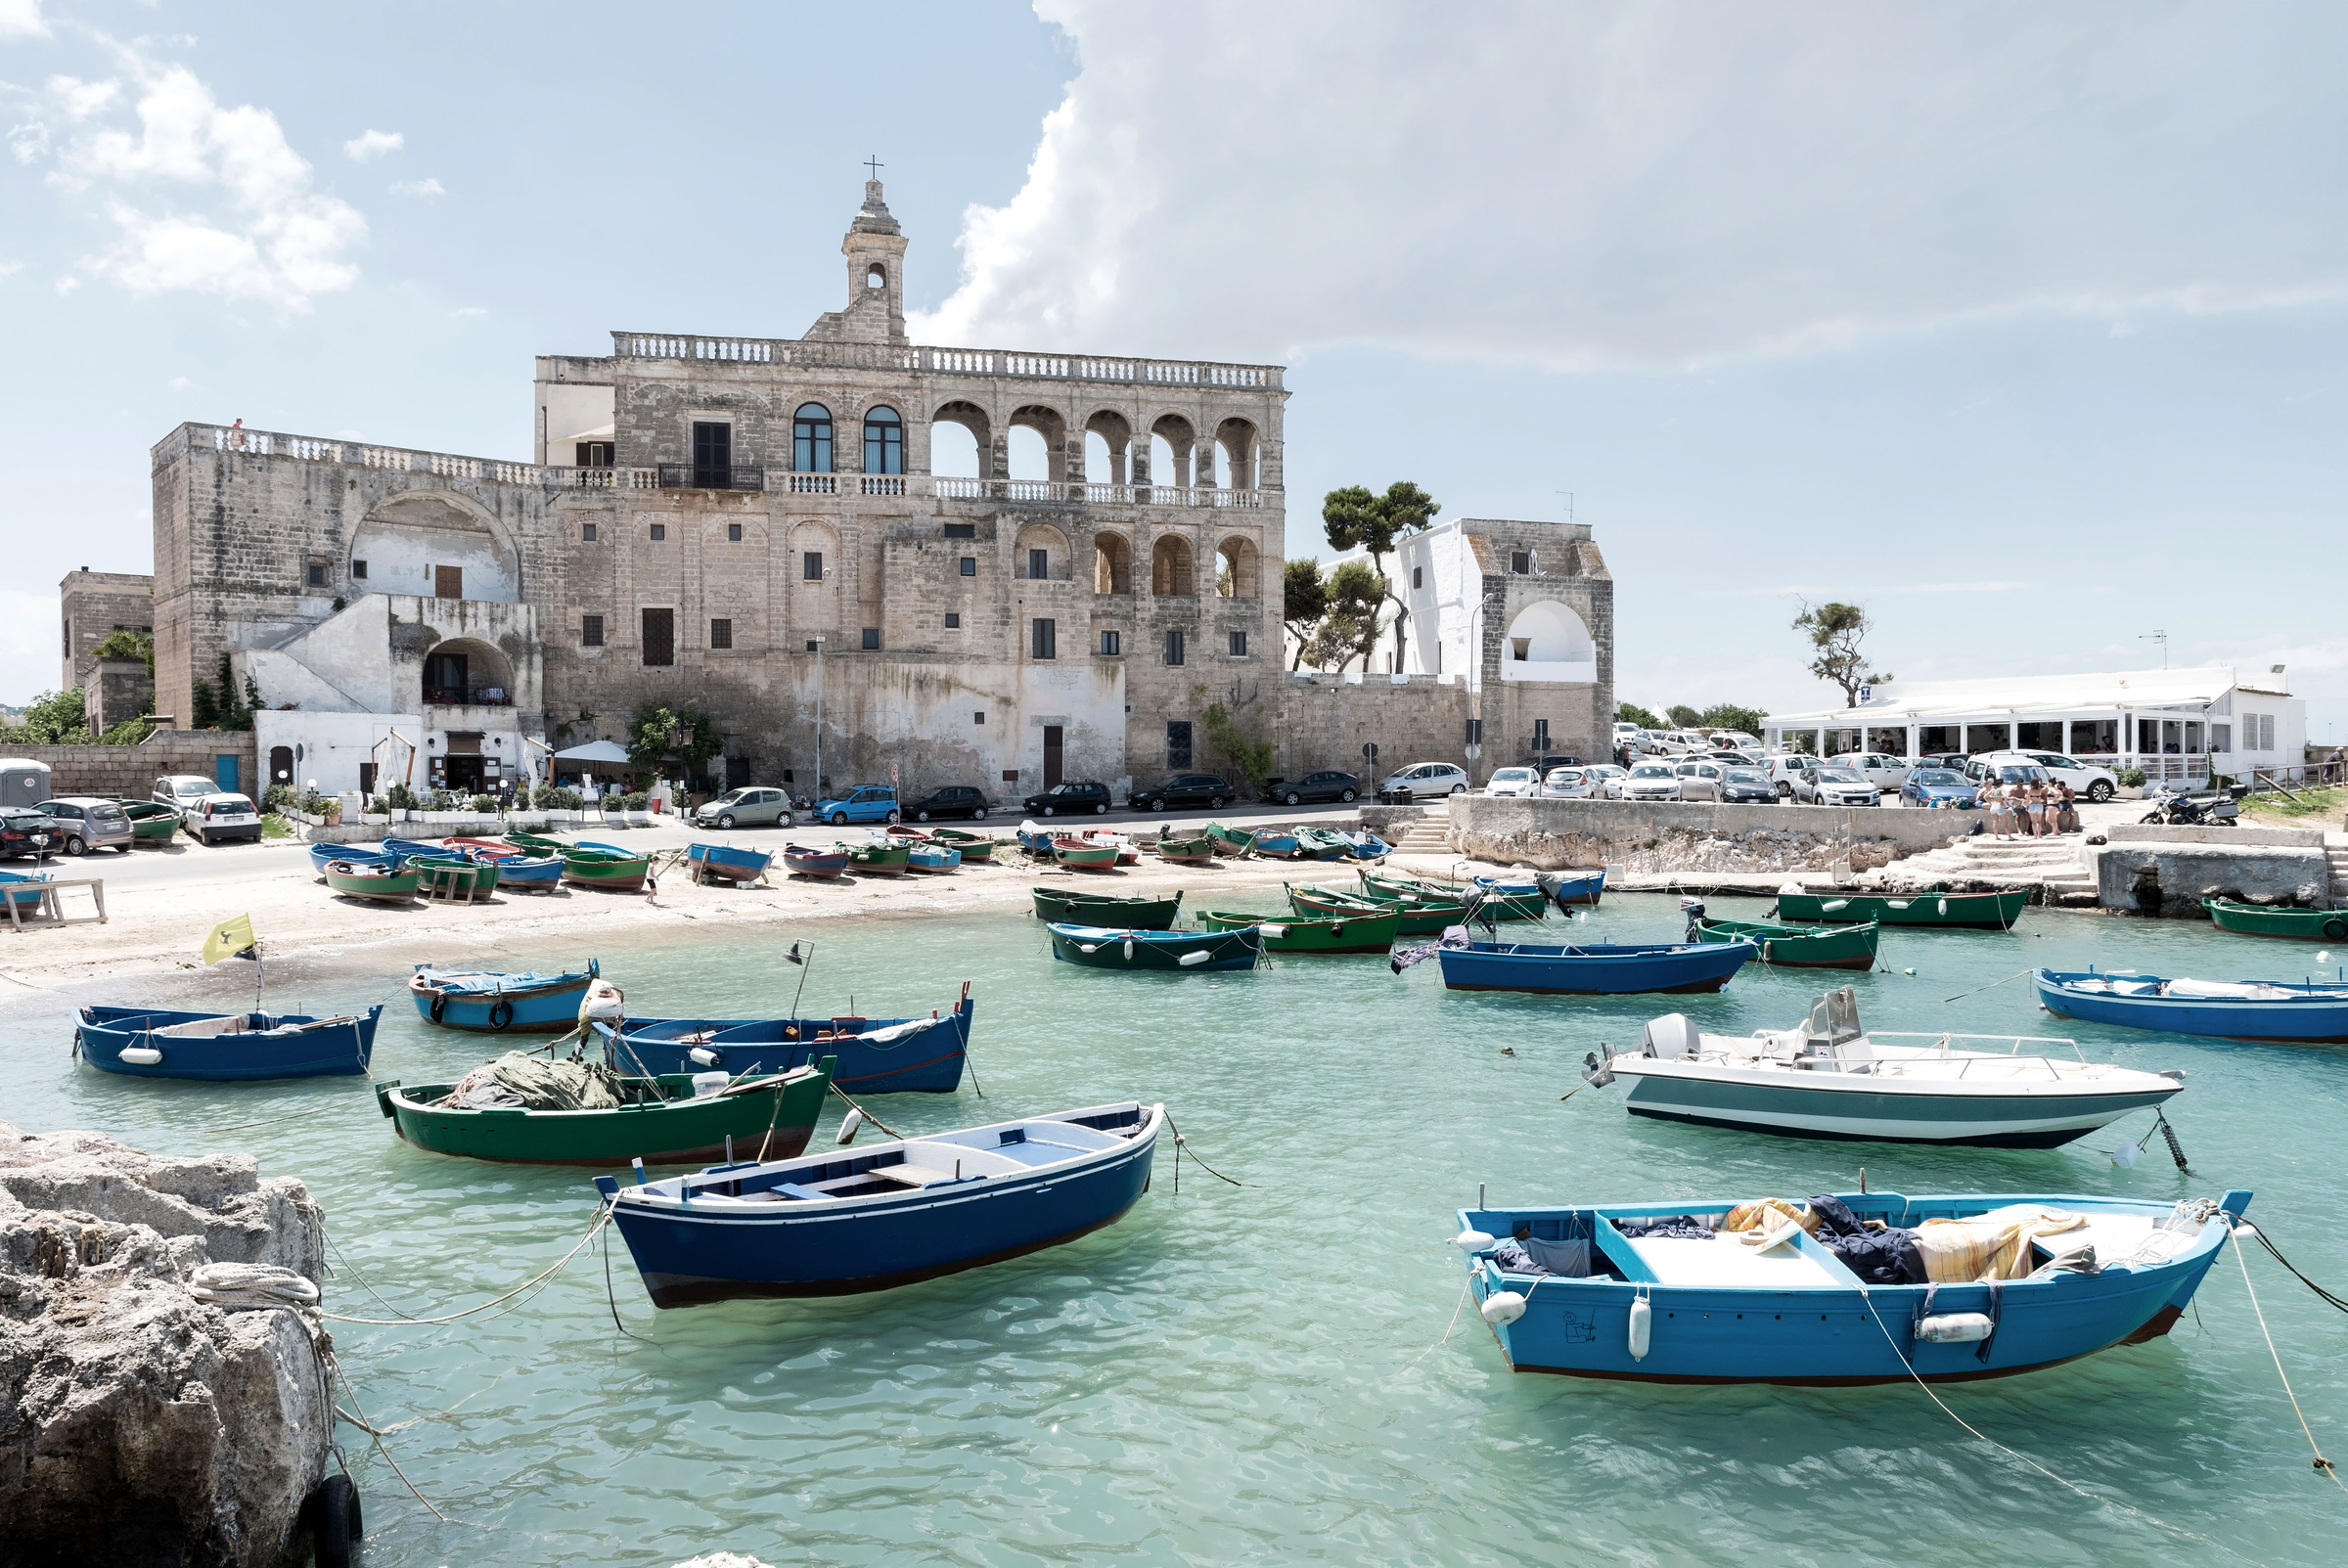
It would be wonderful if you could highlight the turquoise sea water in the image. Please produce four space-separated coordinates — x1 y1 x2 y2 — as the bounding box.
7 890 2348 1567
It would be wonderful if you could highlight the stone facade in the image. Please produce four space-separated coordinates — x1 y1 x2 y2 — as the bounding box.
2 733 258 799
58 569 156 733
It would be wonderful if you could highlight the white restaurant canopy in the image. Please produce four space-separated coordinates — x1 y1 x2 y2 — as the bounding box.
1768 667 2243 726
552 739 631 764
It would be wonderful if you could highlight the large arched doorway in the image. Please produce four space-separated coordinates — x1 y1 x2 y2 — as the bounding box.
1500 601 1596 681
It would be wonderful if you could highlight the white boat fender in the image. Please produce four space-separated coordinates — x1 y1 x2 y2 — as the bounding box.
1453 1229 1494 1251
1628 1292 1652 1360
120 1046 163 1066
2233 1223 2258 1240
690 1070 729 1098
1480 1290 1526 1327
1260 924 1288 939
1123 938 1136 962
1917 1312 1996 1343
1177 949 1212 966
1937 898 1950 917
1821 898 1849 913
688 1046 720 1067
2112 1142 2139 1169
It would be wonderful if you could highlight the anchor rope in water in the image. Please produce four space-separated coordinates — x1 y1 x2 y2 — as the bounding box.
1937 967 2034 1006
318 1207 610 1326
1163 1113 1242 1194
1402 1274 1474 1376
326 1353 453 1524
2229 1220 2347 1492
2246 1226 2348 1316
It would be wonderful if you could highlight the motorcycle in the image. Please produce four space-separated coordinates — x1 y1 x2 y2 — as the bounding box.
2139 787 2241 827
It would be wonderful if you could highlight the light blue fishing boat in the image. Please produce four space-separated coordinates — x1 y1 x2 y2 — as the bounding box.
687 841 776 885
2035 967 2348 1044
617 988 976 1094
1 869 54 912
905 843 963 874
1435 938 1753 995
1341 830 1393 860
308 841 399 877
1456 1187 2250 1384
409 961 603 1032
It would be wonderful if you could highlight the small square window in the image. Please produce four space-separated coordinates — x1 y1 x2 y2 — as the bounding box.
1510 549 1530 574
581 614 605 647
305 562 327 587
806 640 820 652
650 523 666 542
581 522 598 543
861 627 880 650
803 552 824 581
727 522 743 542
709 617 733 650
943 522 975 539
959 557 976 577
1164 629 1185 666
351 560 368 580
944 612 961 629
1229 631 1248 656
1099 630 1121 655
973 710 985 725
1413 566 1422 589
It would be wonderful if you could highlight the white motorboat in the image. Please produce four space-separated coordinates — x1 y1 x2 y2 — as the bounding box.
1589 988 2184 1147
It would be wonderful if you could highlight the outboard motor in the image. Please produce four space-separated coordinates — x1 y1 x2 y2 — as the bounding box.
1680 897 1707 940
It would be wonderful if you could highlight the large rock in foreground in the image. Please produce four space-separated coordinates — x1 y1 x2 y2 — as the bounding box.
0 1121 331 1568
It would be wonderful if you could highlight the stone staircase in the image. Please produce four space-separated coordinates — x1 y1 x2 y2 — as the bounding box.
1858 832 2099 905
1385 802 1454 856
2329 843 2348 906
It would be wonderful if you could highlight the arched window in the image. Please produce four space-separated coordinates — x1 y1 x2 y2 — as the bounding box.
792 403 834 473
866 264 886 290
863 405 903 474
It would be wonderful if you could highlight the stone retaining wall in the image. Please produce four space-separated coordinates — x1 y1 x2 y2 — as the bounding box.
1449 797 1962 874
2 734 260 799
2104 823 2325 848
2091 843 2333 917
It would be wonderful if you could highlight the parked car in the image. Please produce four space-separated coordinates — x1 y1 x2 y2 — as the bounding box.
0 806 58 861
1482 767 1540 798
1583 764 1630 799
1708 731 1763 753
1765 755 1821 799
34 797 134 856
1258 771 1359 807
1129 774 1237 811
1976 749 2120 803
1708 749 1765 768
1828 752 1913 792
1620 763 1683 801
1719 767 1777 804
1793 767 1881 807
1900 768 1982 809
1541 767 1597 798
815 785 900 826
185 793 263 845
1521 752 1585 776
154 774 220 819
1962 758 2055 792
1915 752 1971 772
1376 762 1470 802
903 785 992 822
692 786 794 829
1022 781 1111 817
1673 760 1729 801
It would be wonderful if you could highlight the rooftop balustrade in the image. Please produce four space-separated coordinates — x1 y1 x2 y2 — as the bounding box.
610 335 1282 389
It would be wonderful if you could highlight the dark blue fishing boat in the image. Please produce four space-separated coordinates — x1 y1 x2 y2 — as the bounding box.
1456 1187 2249 1384
613 987 975 1093
783 842 851 878
595 1099 1162 1306
409 961 602 1032
307 841 398 877
1341 830 1392 860
1537 869 1606 908
687 841 776 885
1436 938 1754 995
2036 967 2348 1043
75 1005 383 1080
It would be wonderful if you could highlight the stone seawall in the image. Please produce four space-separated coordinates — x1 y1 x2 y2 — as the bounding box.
1448 797 1961 874
2090 842 2333 917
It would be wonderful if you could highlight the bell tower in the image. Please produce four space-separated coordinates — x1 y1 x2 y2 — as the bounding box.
805 173 908 344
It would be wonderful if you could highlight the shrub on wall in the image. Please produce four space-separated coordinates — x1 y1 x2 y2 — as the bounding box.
470 793 499 814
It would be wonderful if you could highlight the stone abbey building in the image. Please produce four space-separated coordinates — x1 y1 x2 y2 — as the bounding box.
143 181 1606 800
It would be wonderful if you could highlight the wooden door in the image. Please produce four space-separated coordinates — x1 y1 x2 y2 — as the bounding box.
1043 726 1063 787
434 565 463 600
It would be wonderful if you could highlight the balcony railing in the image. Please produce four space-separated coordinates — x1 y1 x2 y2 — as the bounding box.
610 334 1284 389
425 687 512 707
656 465 766 492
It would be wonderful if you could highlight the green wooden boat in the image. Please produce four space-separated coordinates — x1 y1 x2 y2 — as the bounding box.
1291 826 1353 861
409 855 500 895
324 861 420 901
114 799 182 841
929 828 998 862
2203 897 2348 941
845 838 911 875
1198 907 1400 954
375 1059 833 1166
1363 870 1546 921
1152 833 1218 865
1295 879 1467 935
1046 923 1261 971
1052 837 1121 871
1693 915 1880 970
1203 822 1257 858
1775 888 2027 931
1030 887 1183 928
505 829 566 854
562 846 651 891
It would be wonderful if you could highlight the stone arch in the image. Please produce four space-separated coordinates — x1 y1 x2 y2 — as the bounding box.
1014 521 1071 581
1501 599 1596 680
420 635 515 704
929 400 991 478
1215 534 1259 599
1212 417 1259 490
1009 404 1069 482
1151 533 1196 598
1094 529 1133 595
1147 414 1197 489
1084 410 1134 485
351 489 521 603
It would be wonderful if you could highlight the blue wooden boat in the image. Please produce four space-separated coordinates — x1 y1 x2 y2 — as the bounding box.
307 841 398 877
1456 1187 2250 1384
1436 938 1754 995
783 843 851 878
2 869 53 911
904 843 962 874
595 1100 1162 1307
1250 828 1301 858
1536 869 1606 908
1341 830 1392 860
1047 922 1262 972
687 841 776 885
410 961 602 1032
2035 967 2348 1043
614 988 976 1094
430 837 564 888
75 1005 383 1080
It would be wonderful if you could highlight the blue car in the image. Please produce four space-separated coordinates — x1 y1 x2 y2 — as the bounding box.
815 785 899 826
1900 767 1980 809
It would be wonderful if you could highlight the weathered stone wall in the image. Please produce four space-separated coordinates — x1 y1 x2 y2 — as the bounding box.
2091 843 2332 917
1450 797 1963 873
1473 524 1614 770
6 733 259 799
58 569 156 694
83 659 156 736
1269 674 1470 784
2104 823 2325 849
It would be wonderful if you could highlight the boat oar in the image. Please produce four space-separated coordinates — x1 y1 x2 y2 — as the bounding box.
826 1083 905 1143
1939 968 2033 1006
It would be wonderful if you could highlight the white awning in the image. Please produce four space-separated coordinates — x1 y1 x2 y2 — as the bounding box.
551 739 631 763
1767 666 2240 727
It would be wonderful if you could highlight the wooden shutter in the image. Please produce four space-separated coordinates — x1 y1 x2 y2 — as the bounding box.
434 565 463 600
641 608 674 666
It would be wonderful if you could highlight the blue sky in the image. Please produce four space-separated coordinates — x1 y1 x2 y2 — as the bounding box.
5 1 2342 739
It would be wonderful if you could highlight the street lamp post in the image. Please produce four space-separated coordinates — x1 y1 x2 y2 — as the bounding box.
812 635 825 801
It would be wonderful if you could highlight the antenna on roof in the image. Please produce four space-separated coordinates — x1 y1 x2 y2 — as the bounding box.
2139 629 2168 669
1555 490 1574 522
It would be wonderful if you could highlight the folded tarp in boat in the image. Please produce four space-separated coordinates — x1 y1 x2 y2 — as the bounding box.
1489 1236 1592 1277
1915 1204 2085 1282
441 1052 628 1110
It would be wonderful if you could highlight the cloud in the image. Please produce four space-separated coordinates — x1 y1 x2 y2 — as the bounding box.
913 2 2348 368
389 177 442 198
1697 581 2038 600
46 56 367 308
0 261 22 283
448 306 486 318
167 375 191 389
0 0 48 41
54 274 77 294
342 128 402 161
8 121 50 163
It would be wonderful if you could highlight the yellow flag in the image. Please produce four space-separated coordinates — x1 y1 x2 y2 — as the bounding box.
202 914 257 965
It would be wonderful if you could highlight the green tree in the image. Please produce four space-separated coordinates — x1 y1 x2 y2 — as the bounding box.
1696 702 1769 736
1302 560 1388 673
91 628 155 676
627 701 722 784
1665 704 1703 729
1200 698 1276 791
1323 480 1440 671
20 688 90 744
1282 559 1330 670
1792 601 1891 705
1616 701 1663 730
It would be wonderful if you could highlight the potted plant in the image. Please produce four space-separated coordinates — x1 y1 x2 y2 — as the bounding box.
2115 766 2147 800
622 790 653 828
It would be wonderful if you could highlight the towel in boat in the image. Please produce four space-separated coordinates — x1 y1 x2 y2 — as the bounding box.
440 1051 627 1110
2162 978 2303 1001
853 1014 938 1043
1915 1204 2085 1282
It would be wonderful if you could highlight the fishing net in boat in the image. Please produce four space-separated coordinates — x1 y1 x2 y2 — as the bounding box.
439 1052 627 1110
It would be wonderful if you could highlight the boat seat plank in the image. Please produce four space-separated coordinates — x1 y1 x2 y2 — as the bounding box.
1591 1224 1660 1283
1626 1234 1841 1289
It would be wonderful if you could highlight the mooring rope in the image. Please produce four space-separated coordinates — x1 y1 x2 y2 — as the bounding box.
2230 1223 2347 1492
2248 1226 2348 1316
1938 967 2033 1005
326 1355 452 1524
1163 1113 1242 1194
319 1208 610 1326
1402 1274 1475 1376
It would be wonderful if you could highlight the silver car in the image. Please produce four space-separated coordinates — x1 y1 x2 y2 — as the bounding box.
1672 760 1728 802
35 797 134 856
693 786 793 829
154 774 220 819
1620 762 1682 801
1377 762 1470 801
1796 767 1882 807
1541 767 1597 798
1583 764 1630 799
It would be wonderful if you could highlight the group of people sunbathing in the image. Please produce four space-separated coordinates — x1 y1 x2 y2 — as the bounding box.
1985 780 2077 839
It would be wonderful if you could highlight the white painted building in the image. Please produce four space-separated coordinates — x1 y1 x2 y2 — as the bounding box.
1763 665 2309 785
